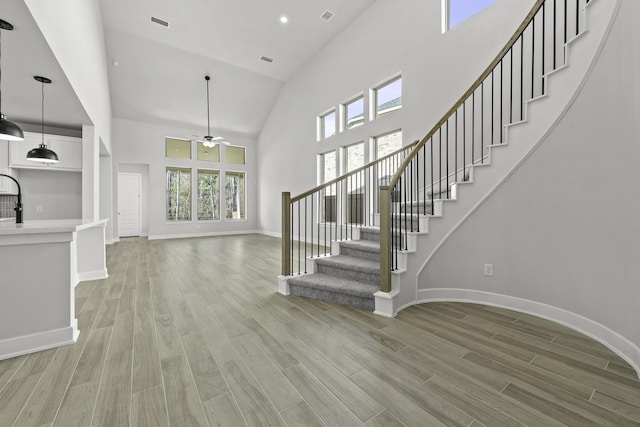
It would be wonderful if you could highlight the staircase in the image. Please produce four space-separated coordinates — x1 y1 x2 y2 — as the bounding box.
279 0 616 314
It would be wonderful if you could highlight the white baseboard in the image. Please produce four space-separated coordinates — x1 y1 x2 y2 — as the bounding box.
260 230 282 239
78 269 108 283
148 230 260 241
416 288 640 379
0 325 79 361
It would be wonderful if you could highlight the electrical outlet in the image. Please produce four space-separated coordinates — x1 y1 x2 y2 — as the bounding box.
484 263 494 277
36 205 44 213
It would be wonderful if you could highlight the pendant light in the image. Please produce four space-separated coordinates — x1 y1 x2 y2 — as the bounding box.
202 75 223 148
26 76 58 163
0 19 24 141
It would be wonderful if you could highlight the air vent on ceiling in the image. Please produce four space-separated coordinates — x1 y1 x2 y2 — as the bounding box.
260 56 274 63
320 10 335 22
150 16 170 28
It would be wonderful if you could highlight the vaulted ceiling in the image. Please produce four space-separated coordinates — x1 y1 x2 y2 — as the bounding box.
1 0 377 138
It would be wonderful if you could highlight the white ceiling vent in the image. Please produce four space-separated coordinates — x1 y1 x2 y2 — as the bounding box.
260 56 274 63
320 10 335 22
150 16 169 28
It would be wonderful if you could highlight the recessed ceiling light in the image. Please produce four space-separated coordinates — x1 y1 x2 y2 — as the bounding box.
260 56 274 63
280 16 288 24
111 60 120 67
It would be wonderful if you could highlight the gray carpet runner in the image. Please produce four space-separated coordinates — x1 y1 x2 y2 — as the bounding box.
287 227 381 311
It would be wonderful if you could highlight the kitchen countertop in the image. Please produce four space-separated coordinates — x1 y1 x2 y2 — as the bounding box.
0 219 108 235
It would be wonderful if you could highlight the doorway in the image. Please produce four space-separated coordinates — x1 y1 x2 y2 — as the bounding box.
117 172 142 237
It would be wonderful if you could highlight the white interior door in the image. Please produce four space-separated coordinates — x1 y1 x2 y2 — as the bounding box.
118 172 142 237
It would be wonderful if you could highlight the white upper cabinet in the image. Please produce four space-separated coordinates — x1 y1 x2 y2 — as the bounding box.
8 132 82 172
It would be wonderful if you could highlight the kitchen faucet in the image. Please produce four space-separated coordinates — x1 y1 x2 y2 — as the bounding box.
0 173 22 223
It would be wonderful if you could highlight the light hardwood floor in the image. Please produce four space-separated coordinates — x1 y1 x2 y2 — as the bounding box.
1 234 639 426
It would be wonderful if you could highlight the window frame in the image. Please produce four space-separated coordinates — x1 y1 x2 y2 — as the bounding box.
224 170 247 221
196 168 221 222
318 108 337 141
443 0 497 32
165 136 192 160
225 145 246 165
341 95 365 131
165 166 193 223
371 75 402 120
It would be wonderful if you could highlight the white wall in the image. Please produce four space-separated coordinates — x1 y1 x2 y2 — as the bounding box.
112 118 258 239
257 0 536 235
17 169 82 220
421 0 640 368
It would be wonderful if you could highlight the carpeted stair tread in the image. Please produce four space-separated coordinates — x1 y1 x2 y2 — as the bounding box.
339 239 379 253
315 255 379 274
288 273 378 298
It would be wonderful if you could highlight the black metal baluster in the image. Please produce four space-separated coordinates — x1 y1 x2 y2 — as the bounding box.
290 203 294 274
423 144 427 215
510 48 514 124
472 92 475 166
553 0 557 69
304 198 307 273
532 13 536 100
576 0 580 36
311 194 314 258
439 127 443 199
491 70 495 146
455 110 459 181
446 120 450 198
481 81 484 164
430 137 434 214
500 59 504 142
564 0 568 44
463 101 467 179
298 201 301 274
520 34 524 121
542 2 546 95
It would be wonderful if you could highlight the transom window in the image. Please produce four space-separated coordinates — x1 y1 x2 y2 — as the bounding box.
197 141 220 162
319 110 337 140
344 96 364 130
444 0 496 32
166 137 191 159
374 77 402 118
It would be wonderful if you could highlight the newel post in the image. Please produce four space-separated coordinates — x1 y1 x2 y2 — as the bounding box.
379 186 392 293
282 192 291 276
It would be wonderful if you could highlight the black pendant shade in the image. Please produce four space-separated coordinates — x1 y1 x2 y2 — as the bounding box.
27 76 58 163
0 114 24 141
0 19 24 141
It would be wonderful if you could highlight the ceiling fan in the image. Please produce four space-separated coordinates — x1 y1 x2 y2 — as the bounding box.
198 75 230 147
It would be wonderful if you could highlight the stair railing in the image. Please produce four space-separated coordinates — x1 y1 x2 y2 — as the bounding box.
282 141 418 276
379 0 592 292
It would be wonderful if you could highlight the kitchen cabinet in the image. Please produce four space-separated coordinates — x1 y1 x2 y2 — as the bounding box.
0 140 18 193
9 132 82 172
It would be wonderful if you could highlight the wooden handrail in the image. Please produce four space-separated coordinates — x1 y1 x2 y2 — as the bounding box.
291 140 419 203
379 0 547 294
386 0 545 191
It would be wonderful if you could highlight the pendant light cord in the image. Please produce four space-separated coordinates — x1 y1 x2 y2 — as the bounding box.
41 79 45 146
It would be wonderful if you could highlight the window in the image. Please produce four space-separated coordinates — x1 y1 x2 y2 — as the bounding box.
225 171 245 220
319 150 337 222
319 109 337 140
225 146 246 165
344 96 364 130
345 142 365 172
444 0 496 31
197 141 220 162
320 150 337 184
197 169 220 221
374 77 402 118
166 167 191 221
375 130 403 158
166 137 191 159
